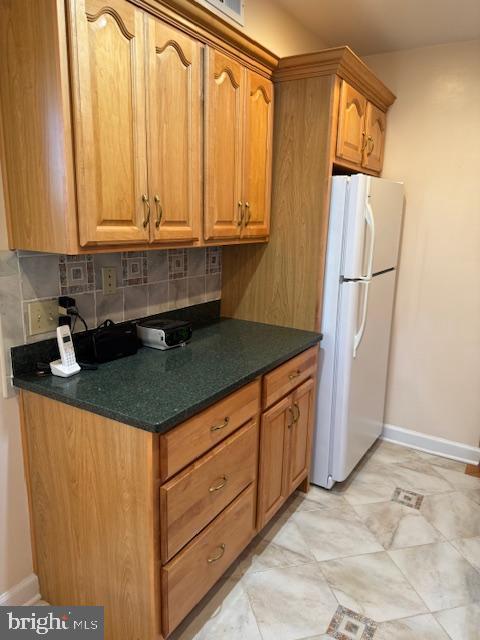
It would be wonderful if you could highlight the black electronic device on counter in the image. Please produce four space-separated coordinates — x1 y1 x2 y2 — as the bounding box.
92 319 139 363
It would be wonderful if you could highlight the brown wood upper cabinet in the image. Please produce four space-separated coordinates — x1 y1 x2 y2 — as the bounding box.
70 0 150 246
336 80 387 174
70 0 202 246
204 49 273 240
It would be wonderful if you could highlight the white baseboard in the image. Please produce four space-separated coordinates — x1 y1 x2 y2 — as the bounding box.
382 424 480 466
0 574 41 606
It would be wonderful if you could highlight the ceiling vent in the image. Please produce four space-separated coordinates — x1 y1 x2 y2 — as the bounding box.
200 0 245 26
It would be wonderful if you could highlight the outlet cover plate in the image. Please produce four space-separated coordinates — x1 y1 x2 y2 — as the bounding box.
28 299 58 336
102 267 117 295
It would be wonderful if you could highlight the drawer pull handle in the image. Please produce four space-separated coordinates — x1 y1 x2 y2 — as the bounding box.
287 407 295 428
289 370 301 380
209 476 228 493
293 402 300 423
207 543 226 564
211 417 230 432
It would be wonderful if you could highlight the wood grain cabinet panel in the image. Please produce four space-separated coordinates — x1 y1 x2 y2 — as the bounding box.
204 48 245 240
363 101 386 173
146 17 202 244
160 420 257 562
161 485 256 636
286 378 315 494
242 70 273 238
69 0 150 246
336 80 367 166
256 395 291 529
159 379 260 482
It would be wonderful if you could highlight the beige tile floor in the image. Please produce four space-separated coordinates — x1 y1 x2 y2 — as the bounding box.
171 440 480 640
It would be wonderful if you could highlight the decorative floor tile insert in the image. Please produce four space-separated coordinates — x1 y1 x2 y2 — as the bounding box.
168 249 188 280
122 251 147 286
59 254 94 294
392 487 424 510
327 606 377 640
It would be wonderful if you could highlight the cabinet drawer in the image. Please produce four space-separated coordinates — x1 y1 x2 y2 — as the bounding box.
263 346 318 409
160 420 257 562
159 380 260 482
161 484 256 636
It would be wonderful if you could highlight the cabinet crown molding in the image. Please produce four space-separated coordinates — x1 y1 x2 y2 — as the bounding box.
134 0 279 73
274 46 396 111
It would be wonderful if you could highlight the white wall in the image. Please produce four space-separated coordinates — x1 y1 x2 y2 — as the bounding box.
0 176 33 596
365 40 480 447
242 0 327 56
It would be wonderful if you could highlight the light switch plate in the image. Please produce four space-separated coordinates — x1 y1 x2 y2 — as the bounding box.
28 299 58 336
102 267 117 295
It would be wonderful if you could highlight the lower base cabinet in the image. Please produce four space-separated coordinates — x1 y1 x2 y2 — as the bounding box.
19 346 318 639
257 377 316 529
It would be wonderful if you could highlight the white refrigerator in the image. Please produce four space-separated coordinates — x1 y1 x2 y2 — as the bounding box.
311 173 404 489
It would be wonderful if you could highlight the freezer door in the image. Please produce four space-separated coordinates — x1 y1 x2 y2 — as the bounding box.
342 175 404 279
330 270 397 483
369 177 404 274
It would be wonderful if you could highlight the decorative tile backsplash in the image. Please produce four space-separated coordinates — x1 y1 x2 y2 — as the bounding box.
0 247 222 392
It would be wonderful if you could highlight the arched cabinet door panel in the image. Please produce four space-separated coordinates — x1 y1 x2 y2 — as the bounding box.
146 17 202 244
69 0 149 245
204 48 244 240
242 71 273 239
336 80 367 166
363 102 386 173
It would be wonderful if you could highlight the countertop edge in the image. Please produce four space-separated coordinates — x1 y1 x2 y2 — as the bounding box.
14 335 321 433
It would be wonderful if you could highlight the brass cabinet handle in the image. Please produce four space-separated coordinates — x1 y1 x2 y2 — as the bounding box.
361 131 368 151
287 406 295 428
237 201 244 226
211 417 230 432
367 136 375 155
245 201 251 226
209 475 228 493
142 194 151 228
207 543 226 563
293 402 300 423
154 195 163 228
289 370 301 380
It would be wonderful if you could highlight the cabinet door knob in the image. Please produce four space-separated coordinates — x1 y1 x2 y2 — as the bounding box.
142 194 151 228
207 543 226 563
293 402 300 423
209 475 228 493
245 201 251 226
237 201 244 226
287 406 295 428
211 417 230 432
154 195 163 228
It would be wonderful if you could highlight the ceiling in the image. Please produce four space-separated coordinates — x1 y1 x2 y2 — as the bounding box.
274 0 480 55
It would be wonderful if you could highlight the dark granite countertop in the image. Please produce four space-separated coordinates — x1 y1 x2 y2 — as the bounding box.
13 319 321 433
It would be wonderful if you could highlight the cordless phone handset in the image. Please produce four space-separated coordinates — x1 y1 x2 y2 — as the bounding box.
50 325 81 377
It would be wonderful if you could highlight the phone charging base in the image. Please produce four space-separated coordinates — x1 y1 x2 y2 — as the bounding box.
50 359 81 378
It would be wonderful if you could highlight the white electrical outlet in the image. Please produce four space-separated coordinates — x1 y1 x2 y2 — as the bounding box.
102 267 117 295
28 299 58 336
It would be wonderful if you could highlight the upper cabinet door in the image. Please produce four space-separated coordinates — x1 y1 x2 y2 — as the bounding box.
336 80 367 166
286 378 315 495
146 18 202 244
204 48 244 240
362 102 386 173
242 71 273 239
70 0 149 246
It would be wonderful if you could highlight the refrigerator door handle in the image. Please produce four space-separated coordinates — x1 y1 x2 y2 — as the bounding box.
364 199 376 280
353 281 370 358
